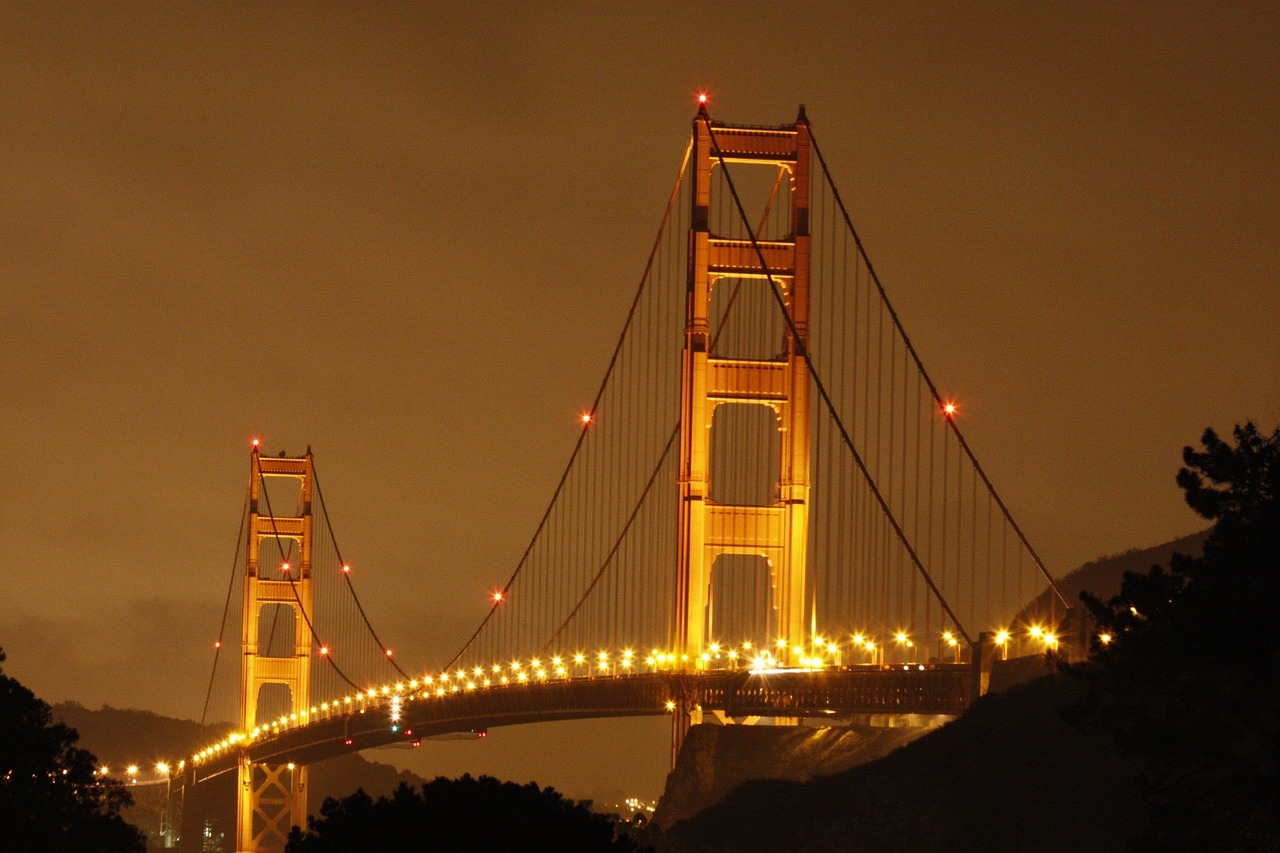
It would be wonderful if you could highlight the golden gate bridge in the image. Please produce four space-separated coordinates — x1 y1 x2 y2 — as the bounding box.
136 104 1072 852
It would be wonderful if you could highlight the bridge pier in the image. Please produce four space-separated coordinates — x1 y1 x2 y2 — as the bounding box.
672 704 691 769
974 632 994 697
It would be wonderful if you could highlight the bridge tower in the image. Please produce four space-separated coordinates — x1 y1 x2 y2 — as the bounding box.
676 107 813 672
237 447 313 852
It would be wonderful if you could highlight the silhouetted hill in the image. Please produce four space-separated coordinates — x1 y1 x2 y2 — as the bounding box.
657 534 1210 850
660 674 1143 852
653 724 934 830
1017 530 1207 624
53 702 230 770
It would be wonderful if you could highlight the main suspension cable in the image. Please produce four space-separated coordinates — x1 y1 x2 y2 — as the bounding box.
200 492 248 727
537 162 789 652
310 458 410 681
703 112 973 644
807 128 1067 610
255 453 361 692
442 139 694 672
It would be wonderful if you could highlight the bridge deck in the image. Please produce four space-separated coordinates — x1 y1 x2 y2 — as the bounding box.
191 665 974 782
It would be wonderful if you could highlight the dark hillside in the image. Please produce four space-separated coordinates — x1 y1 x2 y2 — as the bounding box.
652 534 1202 841
1017 530 1206 624
652 723 934 830
661 674 1143 852
53 702 228 769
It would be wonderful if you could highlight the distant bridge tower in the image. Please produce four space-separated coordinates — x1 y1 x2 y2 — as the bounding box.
676 107 813 671
237 447 313 852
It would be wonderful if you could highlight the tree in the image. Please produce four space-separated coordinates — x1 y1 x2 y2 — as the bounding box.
0 647 146 852
1079 423 1280 850
286 774 644 852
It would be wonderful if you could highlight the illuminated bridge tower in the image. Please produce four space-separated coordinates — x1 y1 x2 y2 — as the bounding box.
676 108 813 672
237 448 313 853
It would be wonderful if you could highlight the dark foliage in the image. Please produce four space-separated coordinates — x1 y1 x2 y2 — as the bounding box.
0 648 146 852
1078 423 1280 851
286 774 644 852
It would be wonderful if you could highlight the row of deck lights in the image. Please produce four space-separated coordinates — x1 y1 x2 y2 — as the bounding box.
93 762 182 782
189 625 1069 766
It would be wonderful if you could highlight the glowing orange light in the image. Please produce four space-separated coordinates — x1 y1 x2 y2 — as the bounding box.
385 649 394 658
213 641 221 649
341 564 351 574
492 591 504 603
319 646 329 656
942 400 958 419
580 412 593 425
281 562 290 574
251 438 261 448
698 93 707 104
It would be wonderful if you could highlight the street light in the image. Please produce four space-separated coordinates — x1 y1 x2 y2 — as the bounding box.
156 763 172 848
994 629 1011 661
941 631 961 663
893 632 914 664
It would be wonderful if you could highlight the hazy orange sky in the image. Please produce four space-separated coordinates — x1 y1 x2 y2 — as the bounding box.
2 2 1277 801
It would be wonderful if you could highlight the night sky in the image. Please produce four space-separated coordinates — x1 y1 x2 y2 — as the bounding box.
2 3 1277 802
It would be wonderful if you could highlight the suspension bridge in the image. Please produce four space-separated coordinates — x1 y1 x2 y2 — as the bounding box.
144 104 1071 852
